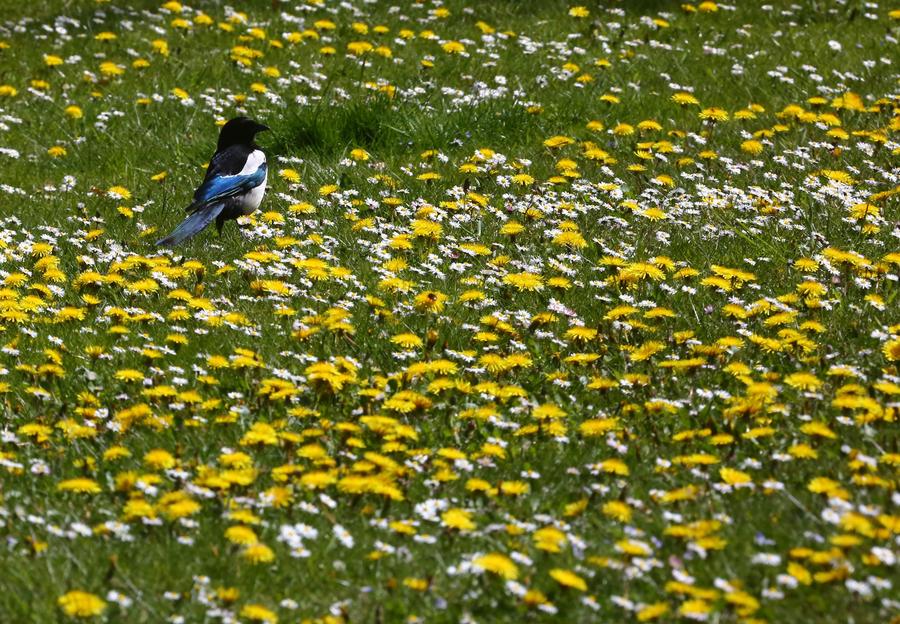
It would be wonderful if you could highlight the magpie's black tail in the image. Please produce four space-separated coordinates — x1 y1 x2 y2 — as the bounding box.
156 203 225 247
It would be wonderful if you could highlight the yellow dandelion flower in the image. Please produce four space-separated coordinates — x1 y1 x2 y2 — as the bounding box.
637 603 669 621
240 604 278 623
279 168 300 182
699 107 729 122
242 543 275 564
549 568 587 591
225 525 259 545
883 338 900 361
671 92 699 106
719 467 752 486
441 508 476 531
533 403 566 420
107 186 131 200
543 135 574 149
442 41 465 54
602 500 632 522
741 139 764 155
350 148 370 161
347 41 374 55
144 449 176 470
474 553 518 580
414 290 447 313
501 221 526 235
504 272 543 291
58 591 106 618
57 478 102 494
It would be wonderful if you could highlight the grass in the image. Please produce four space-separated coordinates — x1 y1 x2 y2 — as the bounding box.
0 0 898 622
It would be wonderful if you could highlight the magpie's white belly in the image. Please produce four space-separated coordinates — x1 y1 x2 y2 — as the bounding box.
240 175 266 215
221 149 267 215
238 150 266 175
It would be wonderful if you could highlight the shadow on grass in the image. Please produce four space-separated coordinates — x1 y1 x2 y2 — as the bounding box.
269 95 543 160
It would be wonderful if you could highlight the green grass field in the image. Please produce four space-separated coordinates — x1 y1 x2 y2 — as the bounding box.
0 0 898 622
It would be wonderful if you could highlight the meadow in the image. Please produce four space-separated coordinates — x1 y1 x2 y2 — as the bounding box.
0 0 898 622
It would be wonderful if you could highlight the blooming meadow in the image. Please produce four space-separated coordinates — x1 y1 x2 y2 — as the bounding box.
1 0 899 622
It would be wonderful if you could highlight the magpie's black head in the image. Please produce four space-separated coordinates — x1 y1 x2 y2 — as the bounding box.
217 116 269 150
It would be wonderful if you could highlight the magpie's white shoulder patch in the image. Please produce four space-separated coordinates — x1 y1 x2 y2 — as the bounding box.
238 149 266 176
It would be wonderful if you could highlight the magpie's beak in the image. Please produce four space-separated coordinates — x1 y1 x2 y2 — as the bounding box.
255 122 270 133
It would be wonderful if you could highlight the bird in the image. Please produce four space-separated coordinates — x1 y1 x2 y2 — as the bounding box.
155 116 270 247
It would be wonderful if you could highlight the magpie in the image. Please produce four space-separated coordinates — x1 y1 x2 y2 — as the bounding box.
155 116 269 247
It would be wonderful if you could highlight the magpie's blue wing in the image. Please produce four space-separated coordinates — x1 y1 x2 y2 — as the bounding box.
187 145 266 212
189 163 267 210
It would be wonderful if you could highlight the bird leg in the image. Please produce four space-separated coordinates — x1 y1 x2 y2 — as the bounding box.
216 214 226 236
